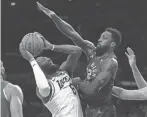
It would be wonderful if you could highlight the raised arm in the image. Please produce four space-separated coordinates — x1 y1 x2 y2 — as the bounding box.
19 43 50 97
112 86 147 100
126 47 147 88
36 34 82 76
36 2 95 57
74 58 118 95
58 45 82 76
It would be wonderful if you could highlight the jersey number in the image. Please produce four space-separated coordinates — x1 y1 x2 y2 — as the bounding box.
70 83 76 95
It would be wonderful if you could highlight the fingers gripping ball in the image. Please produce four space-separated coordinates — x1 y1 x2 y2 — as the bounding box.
21 32 44 57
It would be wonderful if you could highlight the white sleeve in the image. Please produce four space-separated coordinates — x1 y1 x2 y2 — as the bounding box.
30 59 49 90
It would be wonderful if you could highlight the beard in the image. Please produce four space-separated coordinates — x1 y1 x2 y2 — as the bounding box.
96 45 109 56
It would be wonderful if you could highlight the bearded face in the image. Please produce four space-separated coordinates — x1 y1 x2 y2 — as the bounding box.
96 31 114 56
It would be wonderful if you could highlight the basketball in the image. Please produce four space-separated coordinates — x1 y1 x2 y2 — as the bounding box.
20 32 44 57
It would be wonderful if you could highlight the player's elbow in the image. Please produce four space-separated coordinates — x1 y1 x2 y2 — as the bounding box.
39 87 50 97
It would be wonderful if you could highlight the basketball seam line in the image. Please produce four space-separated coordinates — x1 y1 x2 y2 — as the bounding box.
32 33 35 56
35 34 42 55
25 33 31 52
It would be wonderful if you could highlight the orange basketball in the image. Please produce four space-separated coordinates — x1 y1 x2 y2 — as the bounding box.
21 32 44 57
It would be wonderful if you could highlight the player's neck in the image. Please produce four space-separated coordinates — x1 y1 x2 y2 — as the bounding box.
105 49 114 55
101 49 114 57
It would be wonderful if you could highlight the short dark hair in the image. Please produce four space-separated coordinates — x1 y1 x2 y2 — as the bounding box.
106 28 122 48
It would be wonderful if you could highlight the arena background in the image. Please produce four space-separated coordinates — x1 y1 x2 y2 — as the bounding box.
1 0 147 117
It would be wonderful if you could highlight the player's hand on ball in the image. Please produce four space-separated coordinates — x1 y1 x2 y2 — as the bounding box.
19 42 34 62
37 2 55 18
34 32 54 50
125 47 136 67
72 77 82 86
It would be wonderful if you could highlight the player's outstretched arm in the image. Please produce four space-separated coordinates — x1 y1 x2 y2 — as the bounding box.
112 86 147 100
19 43 50 97
76 58 118 95
126 47 147 88
36 2 95 57
9 84 23 117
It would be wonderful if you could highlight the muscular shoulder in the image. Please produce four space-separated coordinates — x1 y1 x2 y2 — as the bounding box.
6 83 23 103
102 57 118 72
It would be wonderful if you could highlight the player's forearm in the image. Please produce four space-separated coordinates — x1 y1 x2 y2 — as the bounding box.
30 59 49 89
78 74 110 95
78 81 94 95
131 64 147 88
113 86 147 100
53 45 82 55
78 80 102 95
51 14 77 38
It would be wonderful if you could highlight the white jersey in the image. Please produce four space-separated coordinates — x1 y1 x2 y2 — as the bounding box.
36 71 83 117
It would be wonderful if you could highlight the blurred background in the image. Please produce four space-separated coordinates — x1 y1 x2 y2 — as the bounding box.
1 0 147 117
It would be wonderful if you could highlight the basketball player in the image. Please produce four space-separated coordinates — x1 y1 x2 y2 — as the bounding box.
113 47 147 100
19 35 83 117
37 2 121 117
1 60 24 117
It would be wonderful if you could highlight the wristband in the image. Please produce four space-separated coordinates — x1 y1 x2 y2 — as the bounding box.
29 59 37 67
29 58 35 63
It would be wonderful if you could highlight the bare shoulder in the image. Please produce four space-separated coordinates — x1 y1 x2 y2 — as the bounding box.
6 83 23 103
102 57 118 71
104 57 118 67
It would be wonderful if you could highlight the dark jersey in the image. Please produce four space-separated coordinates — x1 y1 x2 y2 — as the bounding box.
83 52 117 107
1 80 11 117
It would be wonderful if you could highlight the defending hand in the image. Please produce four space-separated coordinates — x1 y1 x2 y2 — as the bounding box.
125 47 136 67
37 2 55 18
